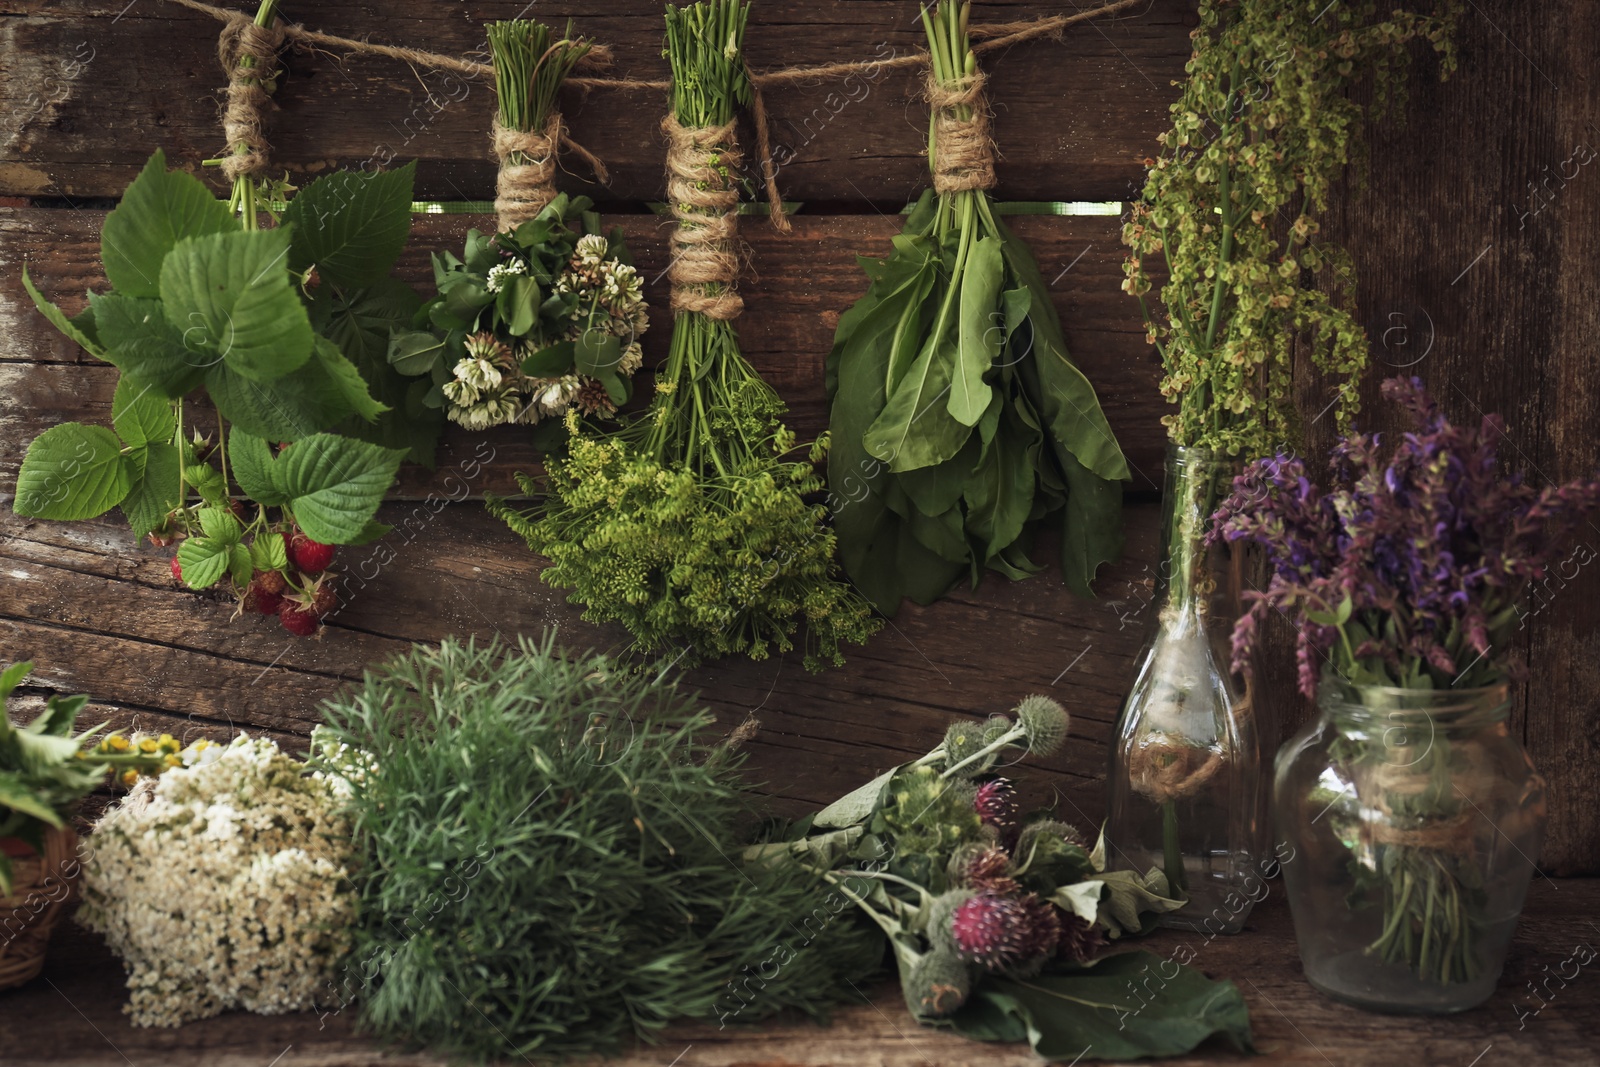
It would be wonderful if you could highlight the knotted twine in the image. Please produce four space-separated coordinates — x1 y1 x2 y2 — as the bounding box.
491 112 612 232
662 115 745 322
928 68 997 196
215 14 285 181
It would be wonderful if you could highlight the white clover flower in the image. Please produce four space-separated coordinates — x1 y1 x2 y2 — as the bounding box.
485 259 527 293
78 735 356 1028
537 375 583 417
619 341 644 376
442 378 479 406
454 357 504 392
575 233 609 264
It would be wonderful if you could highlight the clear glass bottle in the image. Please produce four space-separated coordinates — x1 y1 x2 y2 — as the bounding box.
1275 681 1546 1013
1106 444 1262 934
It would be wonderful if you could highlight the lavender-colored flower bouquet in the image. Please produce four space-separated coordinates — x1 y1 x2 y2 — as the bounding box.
1211 377 1599 992
1214 376 1600 696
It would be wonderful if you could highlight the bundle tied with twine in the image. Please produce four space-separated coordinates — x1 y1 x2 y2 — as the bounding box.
928 67 997 196
492 112 612 232
663 115 745 322
166 0 1143 225
215 12 285 181
1127 678 1252 806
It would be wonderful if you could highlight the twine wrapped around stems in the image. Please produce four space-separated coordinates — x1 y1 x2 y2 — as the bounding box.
490 113 611 232
662 115 745 322
216 14 285 181
927 69 997 195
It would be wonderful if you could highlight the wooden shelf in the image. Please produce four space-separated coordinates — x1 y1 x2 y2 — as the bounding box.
5 879 1594 1066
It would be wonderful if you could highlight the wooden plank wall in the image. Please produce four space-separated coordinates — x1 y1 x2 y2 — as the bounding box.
0 0 1594 873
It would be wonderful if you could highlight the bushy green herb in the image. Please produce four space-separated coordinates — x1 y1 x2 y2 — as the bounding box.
490 0 880 671
826 1 1129 610
487 19 592 143
0 663 169 893
1122 0 1456 455
313 635 882 1061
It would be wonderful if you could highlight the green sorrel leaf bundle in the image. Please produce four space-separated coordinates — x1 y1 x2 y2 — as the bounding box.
314 635 882 1060
826 2 1130 612
490 0 879 671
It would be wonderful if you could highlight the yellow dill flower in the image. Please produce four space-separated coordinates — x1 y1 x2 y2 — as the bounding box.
110 735 130 752
164 754 181 768
138 738 159 754
120 769 139 787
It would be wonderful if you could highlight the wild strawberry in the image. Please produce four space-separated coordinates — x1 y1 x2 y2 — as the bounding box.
279 602 321 636
311 579 338 618
170 556 183 583
243 571 285 615
254 569 288 595
289 531 335 574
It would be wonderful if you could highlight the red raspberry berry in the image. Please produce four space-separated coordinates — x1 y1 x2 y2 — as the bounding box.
278 602 322 636
288 531 336 574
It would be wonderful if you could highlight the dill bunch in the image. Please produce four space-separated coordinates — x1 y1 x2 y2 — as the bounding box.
314 635 882 1061
490 0 880 671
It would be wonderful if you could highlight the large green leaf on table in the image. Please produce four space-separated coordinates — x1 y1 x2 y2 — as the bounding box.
100 150 237 299
282 162 416 287
950 235 1003 426
229 429 286 506
274 433 406 544
14 424 134 520
111 375 175 447
944 951 1254 1061
90 292 206 398
996 218 1129 483
813 769 901 830
863 334 972 474
159 227 313 383
22 267 105 358
120 441 181 539
204 355 358 442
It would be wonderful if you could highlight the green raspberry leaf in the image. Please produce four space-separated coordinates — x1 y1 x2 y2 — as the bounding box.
176 536 230 590
283 162 416 287
112 375 176 447
14 424 133 520
159 227 313 383
101 150 237 299
276 433 406 544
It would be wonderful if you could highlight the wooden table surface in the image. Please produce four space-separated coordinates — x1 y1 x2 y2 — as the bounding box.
3 879 1594 1067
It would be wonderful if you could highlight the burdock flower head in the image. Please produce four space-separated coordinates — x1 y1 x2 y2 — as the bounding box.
1213 377 1600 694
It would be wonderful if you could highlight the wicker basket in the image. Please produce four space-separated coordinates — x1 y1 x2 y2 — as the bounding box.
0 828 79 991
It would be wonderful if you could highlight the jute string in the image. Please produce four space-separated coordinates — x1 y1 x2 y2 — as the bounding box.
491 113 612 232
928 69 996 196
663 116 745 322
216 16 285 181
167 0 1142 220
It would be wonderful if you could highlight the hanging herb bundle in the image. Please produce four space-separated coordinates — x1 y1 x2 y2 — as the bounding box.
489 0 879 671
14 0 440 638
313 635 882 1060
759 695 1254 1059
825 1 1129 613
387 22 646 434
1122 0 1457 459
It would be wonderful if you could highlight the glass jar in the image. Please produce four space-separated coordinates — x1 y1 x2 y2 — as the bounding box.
1106 444 1263 934
1275 680 1547 1013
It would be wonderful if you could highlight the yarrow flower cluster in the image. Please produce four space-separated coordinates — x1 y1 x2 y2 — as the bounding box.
1212 377 1600 695
78 735 357 1027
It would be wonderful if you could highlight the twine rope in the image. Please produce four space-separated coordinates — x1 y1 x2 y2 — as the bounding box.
167 0 1142 215
216 15 284 181
663 116 745 322
928 69 996 196
491 113 612 231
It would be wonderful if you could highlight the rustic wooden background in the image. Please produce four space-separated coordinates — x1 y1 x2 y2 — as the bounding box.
0 0 1595 880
